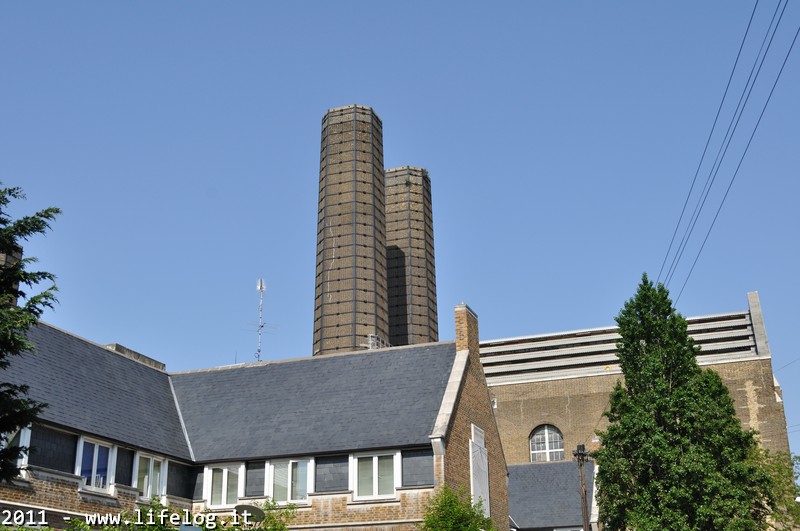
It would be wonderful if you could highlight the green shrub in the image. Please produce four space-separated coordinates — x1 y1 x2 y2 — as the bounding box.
419 484 493 531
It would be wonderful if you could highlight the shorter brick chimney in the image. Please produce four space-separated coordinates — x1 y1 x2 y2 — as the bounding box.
454 303 479 354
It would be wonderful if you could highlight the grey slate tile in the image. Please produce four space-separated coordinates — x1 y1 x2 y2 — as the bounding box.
8 324 456 466
170 342 457 462
6 323 192 460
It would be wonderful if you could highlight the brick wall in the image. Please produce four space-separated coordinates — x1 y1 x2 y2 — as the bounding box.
0 465 139 525
225 487 434 530
491 358 790 467
444 304 509 531
713 358 790 453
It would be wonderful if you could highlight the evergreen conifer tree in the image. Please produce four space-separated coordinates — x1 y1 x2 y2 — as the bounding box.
594 274 773 530
0 184 60 481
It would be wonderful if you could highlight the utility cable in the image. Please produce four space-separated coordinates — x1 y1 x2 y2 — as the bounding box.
664 0 788 288
674 18 800 303
657 0 761 284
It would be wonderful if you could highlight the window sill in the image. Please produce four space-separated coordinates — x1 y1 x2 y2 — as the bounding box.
79 485 114 495
3 477 34 492
205 505 237 511
308 490 351 497
78 488 122 507
347 496 400 506
396 485 434 491
237 496 311 509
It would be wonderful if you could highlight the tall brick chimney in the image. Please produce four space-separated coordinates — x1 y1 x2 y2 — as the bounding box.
313 105 389 355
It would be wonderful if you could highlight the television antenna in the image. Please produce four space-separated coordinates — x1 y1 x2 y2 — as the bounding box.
255 278 266 361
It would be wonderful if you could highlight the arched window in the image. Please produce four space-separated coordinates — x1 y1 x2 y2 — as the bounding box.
529 424 564 462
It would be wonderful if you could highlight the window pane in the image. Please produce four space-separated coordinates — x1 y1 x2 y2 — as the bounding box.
548 430 563 450
211 468 223 505
377 455 393 496
470 442 490 517
291 461 308 501
552 450 565 461
531 429 546 452
80 442 95 484
272 462 288 502
95 446 109 488
226 467 239 505
532 451 546 463
137 457 150 497
152 460 162 497
357 457 373 497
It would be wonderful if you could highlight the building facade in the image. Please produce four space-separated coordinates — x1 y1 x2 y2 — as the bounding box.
1 306 508 531
483 291 789 529
482 291 789 465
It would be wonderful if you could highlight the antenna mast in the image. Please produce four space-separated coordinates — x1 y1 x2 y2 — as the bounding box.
256 278 266 361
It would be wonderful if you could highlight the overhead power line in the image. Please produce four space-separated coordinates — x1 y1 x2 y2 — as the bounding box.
657 0 798 301
664 0 788 289
675 14 800 303
656 0 761 284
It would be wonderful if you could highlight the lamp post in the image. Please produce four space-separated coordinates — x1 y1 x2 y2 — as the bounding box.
573 444 591 531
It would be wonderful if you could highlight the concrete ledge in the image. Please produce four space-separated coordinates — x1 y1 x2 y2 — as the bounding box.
24 466 83 487
396 485 434 491
307 490 351 497
78 488 122 508
1 477 34 491
346 497 401 507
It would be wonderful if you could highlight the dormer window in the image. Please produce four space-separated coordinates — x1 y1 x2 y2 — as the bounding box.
204 464 244 507
351 451 400 499
75 437 115 491
135 454 165 499
271 459 313 503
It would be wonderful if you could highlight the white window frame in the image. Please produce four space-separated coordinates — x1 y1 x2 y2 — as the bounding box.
267 458 314 504
133 452 167 500
470 425 490 517
74 436 116 492
349 451 401 500
203 463 244 508
529 424 564 463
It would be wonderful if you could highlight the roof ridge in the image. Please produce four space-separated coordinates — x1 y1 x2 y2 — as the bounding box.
36 321 168 373
169 340 457 375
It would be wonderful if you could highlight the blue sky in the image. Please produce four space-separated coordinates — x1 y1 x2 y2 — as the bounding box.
2 2 799 452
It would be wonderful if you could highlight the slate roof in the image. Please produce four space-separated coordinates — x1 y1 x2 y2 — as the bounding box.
6 323 193 461
508 461 594 531
170 342 457 462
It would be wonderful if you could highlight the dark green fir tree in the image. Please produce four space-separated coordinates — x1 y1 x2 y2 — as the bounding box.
593 274 774 530
0 184 60 482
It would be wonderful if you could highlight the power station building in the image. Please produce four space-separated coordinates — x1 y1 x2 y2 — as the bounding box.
0 104 792 531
